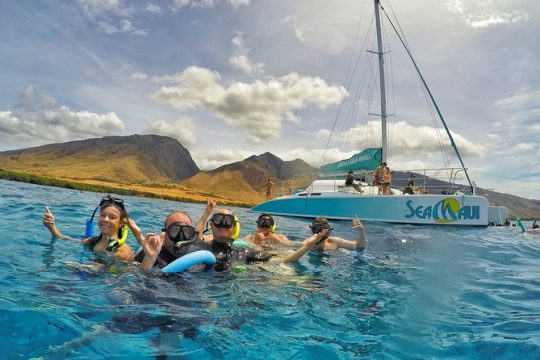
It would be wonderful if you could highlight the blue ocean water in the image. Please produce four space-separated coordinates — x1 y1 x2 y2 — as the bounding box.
0 179 539 359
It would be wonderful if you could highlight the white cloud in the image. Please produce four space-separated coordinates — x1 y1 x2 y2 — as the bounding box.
323 120 485 159
284 15 309 42
149 66 346 143
144 117 197 147
77 0 147 35
0 86 124 146
446 0 529 28
191 148 254 170
145 3 162 13
171 0 213 10
228 0 251 9
228 32 265 75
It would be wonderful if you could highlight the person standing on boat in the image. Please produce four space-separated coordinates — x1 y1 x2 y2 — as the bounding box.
303 217 366 251
374 162 386 195
345 170 364 193
265 178 274 201
383 165 392 195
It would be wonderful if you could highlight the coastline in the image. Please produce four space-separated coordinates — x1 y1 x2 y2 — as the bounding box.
0 168 254 208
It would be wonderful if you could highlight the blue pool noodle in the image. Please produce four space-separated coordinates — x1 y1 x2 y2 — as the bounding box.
161 250 216 273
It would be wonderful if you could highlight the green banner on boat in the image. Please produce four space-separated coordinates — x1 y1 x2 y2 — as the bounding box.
319 148 382 178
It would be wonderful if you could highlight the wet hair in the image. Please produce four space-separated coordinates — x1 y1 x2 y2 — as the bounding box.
312 217 330 227
99 202 128 239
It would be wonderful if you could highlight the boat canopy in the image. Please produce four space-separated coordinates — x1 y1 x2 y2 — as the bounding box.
319 147 382 178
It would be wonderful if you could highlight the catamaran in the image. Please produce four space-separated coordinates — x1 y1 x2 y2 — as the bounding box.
251 0 508 226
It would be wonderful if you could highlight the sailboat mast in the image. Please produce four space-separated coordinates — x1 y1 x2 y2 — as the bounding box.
374 0 387 164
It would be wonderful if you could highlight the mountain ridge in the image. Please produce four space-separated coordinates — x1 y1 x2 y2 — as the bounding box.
0 134 538 217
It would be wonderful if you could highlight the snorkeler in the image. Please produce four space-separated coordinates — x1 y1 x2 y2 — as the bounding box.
303 217 366 251
128 211 199 270
241 213 295 249
42 195 135 261
194 200 320 272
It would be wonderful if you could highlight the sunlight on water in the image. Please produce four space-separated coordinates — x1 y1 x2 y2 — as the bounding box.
0 179 539 359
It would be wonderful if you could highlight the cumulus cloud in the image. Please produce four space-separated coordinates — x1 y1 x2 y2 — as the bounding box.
77 0 147 35
191 148 254 170
0 85 124 147
228 32 265 75
149 66 346 143
144 117 197 147
323 120 485 159
446 0 529 28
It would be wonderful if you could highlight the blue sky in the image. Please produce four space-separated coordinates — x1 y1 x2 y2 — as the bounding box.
0 0 539 200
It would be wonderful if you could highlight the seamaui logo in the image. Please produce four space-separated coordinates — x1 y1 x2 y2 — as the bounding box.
405 198 480 223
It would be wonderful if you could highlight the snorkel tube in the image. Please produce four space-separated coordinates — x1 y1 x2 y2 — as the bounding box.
516 218 526 233
85 205 100 237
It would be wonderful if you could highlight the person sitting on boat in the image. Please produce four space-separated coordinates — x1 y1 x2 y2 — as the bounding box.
345 170 364 193
402 174 416 195
194 200 322 271
42 195 135 262
303 217 366 252
374 162 386 194
241 213 295 250
383 166 392 195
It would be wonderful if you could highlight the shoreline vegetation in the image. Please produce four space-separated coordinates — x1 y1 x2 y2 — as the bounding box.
0 168 252 208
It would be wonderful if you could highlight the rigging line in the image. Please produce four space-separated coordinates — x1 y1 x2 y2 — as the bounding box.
380 5 474 192
386 0 450 166
321 12 374 166
385 1 452 167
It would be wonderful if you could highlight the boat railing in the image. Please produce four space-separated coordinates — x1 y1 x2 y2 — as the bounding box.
298 167 472 196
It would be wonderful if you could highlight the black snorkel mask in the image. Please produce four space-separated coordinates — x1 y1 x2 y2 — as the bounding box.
162 222 197 250
310 224 334 245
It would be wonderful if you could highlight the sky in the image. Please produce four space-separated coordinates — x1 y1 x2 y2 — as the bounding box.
0 0 539 200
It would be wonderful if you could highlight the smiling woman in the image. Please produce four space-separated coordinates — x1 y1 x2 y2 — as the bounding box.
42 195 135 262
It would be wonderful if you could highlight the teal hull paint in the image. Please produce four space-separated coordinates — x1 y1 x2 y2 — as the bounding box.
251 194 489 226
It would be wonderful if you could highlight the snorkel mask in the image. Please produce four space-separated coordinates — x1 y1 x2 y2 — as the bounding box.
310 220 333 245
206 213 241 241
162 222 197 250
85 195 127 245
256 214 276 232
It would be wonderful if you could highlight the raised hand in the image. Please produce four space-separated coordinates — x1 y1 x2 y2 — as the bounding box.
42 207 55 229
126 217 143 245
352 216 364 230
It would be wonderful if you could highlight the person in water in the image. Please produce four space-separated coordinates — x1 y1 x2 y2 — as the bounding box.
195 200 321 272
128 210 199 270
303 216 366 251
42 195 135 261
241 213 295 249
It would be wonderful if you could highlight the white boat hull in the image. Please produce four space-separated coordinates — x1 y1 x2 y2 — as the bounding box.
251 192 493 226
